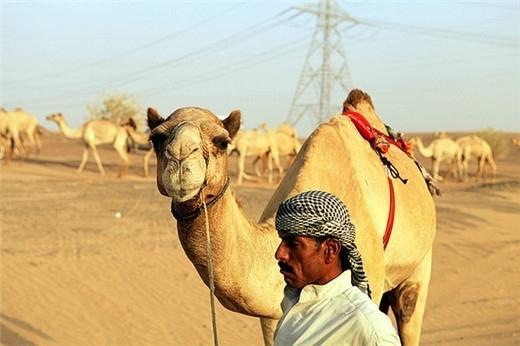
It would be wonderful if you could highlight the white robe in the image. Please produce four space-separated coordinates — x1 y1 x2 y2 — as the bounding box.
274 270 401 346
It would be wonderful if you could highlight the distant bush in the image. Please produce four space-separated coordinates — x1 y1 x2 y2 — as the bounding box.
477 127 509 159
87 93 145 130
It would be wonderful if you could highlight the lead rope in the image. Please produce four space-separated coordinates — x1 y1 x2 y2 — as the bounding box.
201 194 219 346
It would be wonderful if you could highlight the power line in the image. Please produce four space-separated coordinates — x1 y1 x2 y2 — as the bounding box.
6 9 297 106
287 0 356 126
357 17 520 48
3 3 247 87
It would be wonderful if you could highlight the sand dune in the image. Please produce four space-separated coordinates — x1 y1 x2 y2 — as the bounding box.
1 131 519 345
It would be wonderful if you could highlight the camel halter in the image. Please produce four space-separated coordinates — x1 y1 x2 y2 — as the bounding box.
342 109 409 250
169 178 230 346
201 193 219 346
170 177 230 222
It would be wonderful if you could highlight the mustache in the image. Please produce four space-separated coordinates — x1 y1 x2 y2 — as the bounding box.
278 261 293 273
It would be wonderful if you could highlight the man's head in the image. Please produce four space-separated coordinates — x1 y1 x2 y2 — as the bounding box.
274 190 370 295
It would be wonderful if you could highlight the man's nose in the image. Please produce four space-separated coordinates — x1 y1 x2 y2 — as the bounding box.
275 241 287 261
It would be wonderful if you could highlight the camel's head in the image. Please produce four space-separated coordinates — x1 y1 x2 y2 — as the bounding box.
46 113 64 124
147 106 241 206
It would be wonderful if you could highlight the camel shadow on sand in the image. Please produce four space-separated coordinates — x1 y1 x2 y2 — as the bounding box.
1 313 54 345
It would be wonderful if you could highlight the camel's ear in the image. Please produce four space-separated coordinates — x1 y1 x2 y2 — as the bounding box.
223 110 241 139
147 107 165 130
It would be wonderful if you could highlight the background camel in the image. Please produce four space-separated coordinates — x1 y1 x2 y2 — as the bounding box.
456 135 496 180
46 113 130 177
253 123 301 179
122 119 154 177
410 136 460 181
513 138 520 150
147 88 436 345
0 108 42 160
230 126 282 184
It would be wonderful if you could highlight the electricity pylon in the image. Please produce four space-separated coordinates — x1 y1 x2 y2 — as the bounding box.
287 0 358 127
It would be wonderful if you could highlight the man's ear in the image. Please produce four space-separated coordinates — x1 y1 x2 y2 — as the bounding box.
147 107 165 130
223 110 241 139
323 238 342 264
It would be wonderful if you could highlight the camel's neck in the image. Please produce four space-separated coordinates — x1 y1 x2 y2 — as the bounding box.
176 189 282 317
416 138 433 157
127 129 149 144
57 119 83 139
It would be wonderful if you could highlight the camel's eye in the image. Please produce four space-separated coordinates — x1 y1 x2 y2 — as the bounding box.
150 132 168 152
213 135 230 151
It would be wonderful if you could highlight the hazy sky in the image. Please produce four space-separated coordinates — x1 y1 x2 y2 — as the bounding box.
2 0 519 136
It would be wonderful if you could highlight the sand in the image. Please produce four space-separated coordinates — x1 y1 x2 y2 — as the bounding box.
1 130 519 345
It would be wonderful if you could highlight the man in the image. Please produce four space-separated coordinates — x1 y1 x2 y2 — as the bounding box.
274 190 400 345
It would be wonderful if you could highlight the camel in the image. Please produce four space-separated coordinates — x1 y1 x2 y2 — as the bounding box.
122 119 154 177
253 123 302 178
410 136 460 181
0 108 42 159
231 126 282 184
146 89 436 345
46 113 129 177
456 135 496 180
511 138 520 151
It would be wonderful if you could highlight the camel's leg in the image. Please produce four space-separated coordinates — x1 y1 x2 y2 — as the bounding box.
114 141 129 178
476 157 485 181
143 147 154 177
253 154 268 178
237 154 246 184
461 157 469 181
389 249 432 346
431 158 442 181
24 125 37 153
260 317 277 346
237 154 254 183
266 153 273 184
90 145 106 176
77 146 90 174
8 127 26 159
272 154 283 180
33 128 42 155
485 156 497 180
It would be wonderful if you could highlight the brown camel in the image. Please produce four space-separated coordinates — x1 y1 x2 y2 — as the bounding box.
46 113 129 176
147 89 436 345
456 135 496 180
410 136 460 181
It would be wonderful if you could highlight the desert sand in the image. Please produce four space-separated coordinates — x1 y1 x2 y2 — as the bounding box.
1 130 519 345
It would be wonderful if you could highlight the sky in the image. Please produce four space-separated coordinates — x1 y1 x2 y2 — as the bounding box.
1 0 519 136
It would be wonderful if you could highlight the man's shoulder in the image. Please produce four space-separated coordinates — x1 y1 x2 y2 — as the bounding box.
341 287 400 343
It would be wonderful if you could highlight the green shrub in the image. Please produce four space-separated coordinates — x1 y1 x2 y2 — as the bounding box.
477 127 509 159
87 93 145 130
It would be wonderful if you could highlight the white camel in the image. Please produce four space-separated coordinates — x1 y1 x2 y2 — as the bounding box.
231 126 282 184
147 89 436 345
46 113 130 177
456 135 496 180
410 136 460 181
0 108 42 159
122 119 154 177
253 123 301 178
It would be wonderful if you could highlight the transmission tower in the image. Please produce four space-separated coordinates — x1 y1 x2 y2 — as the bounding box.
287 0 358 127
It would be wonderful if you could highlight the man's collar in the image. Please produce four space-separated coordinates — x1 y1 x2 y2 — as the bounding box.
286 270 352 304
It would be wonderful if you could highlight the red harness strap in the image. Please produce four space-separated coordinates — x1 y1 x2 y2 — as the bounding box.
342 109 401 250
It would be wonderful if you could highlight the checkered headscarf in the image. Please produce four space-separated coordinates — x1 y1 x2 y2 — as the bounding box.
275 190 370 296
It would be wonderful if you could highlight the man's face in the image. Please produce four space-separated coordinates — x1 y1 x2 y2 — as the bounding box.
275 235 327 289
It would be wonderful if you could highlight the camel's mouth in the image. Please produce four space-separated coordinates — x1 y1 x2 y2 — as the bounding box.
167 184 202 203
